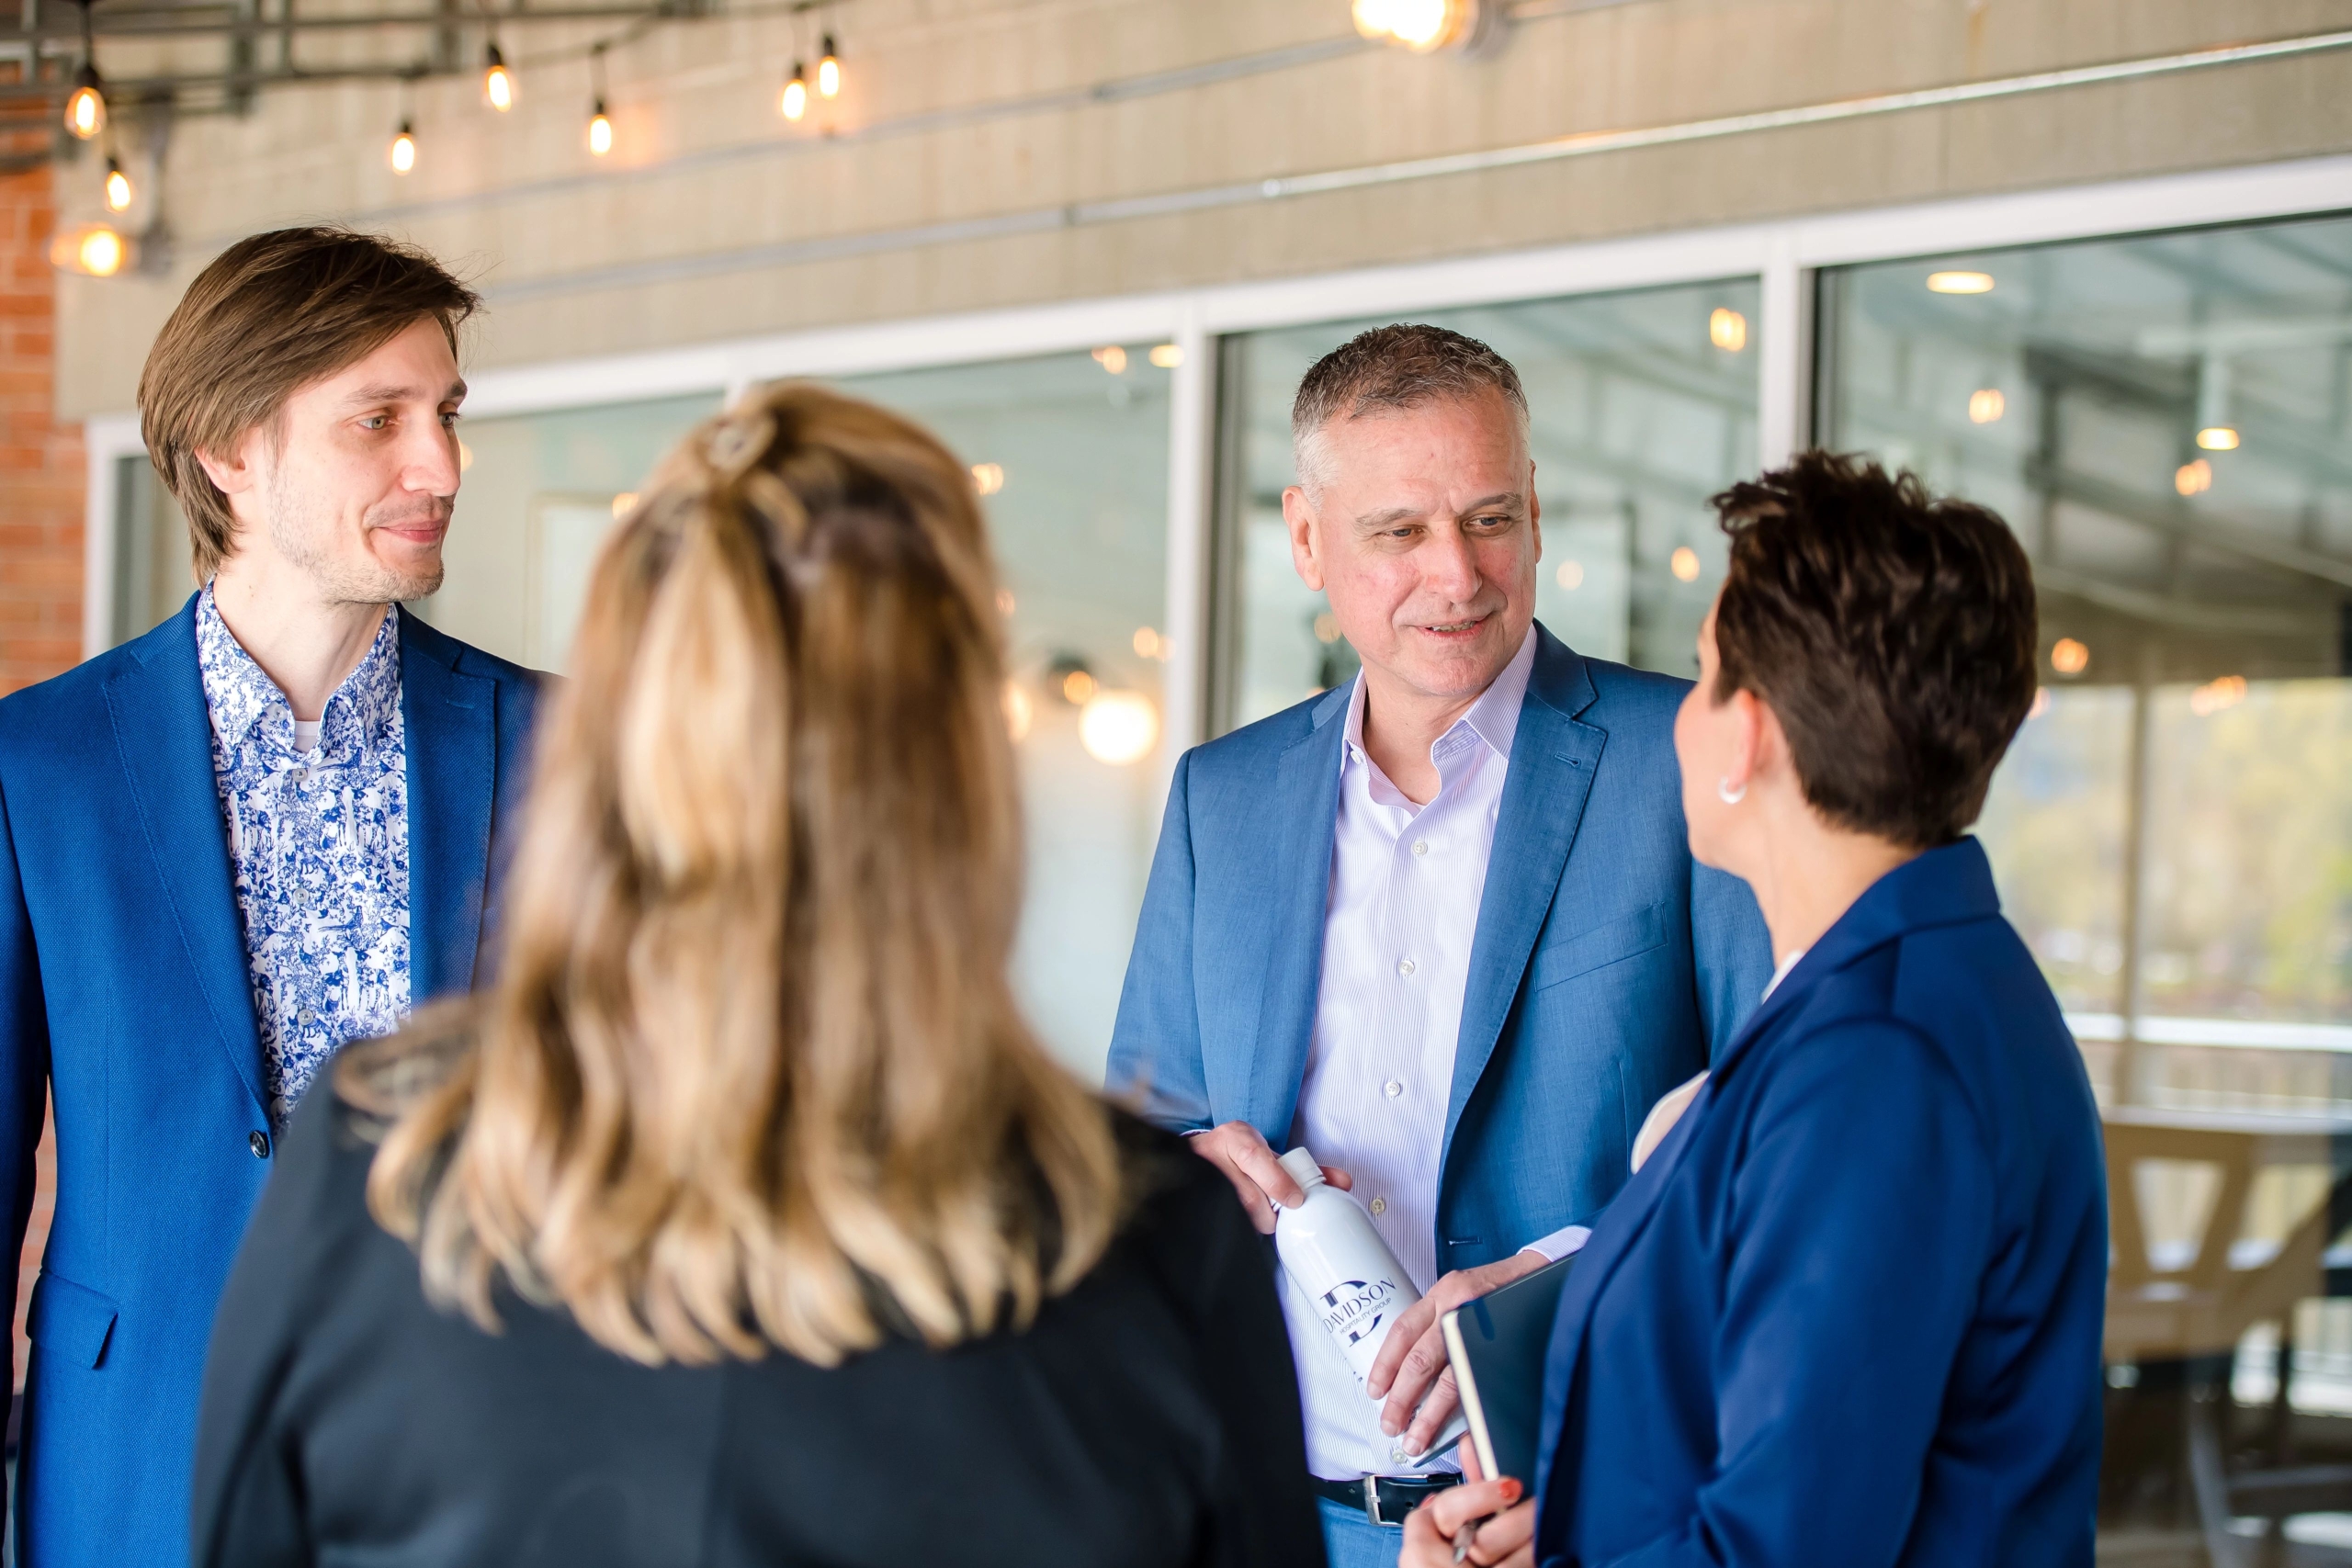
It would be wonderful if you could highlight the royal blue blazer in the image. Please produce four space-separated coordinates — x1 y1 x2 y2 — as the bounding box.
1107 624 1771 1278
0 597 541 1568
1533 837 2108 1568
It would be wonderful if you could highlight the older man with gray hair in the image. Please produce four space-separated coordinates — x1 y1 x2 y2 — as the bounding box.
1108 322 1770 1567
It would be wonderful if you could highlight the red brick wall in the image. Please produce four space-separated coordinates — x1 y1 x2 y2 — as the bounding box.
1 158 83 1394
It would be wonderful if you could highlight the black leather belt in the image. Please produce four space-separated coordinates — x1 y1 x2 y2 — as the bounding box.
1310 1472 1461 1528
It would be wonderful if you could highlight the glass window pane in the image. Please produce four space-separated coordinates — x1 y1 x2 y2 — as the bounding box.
110 453 191 646
835 349 1173 1081
433 392 725 669
1821 213 2352 1555
1219 281 1763 731
430 359 1173 1083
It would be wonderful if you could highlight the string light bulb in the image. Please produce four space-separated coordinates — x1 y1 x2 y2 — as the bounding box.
65 2 105 140
49 221 129 278
64 65 105 140
817 33 842 97
781 62 808 121
586 46 613 156
390 119 416 174
1351 0 1476 51
103 156 132 213
483 43 515 111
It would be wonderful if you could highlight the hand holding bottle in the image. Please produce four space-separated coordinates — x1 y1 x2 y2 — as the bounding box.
1186 1120 1351 1234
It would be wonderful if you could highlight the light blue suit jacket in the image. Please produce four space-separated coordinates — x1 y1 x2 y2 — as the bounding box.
0 596 542 1568
1107 623 1770 1279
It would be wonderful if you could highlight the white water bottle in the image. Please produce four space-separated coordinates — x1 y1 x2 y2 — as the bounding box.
1272 1145 1466 1467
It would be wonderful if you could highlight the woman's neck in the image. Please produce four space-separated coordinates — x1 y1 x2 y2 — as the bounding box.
1735 796 1921 966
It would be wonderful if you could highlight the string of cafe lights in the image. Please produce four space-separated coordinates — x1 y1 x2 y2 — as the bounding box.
48 0 1526 280
390 0 845 172
46 0 859 276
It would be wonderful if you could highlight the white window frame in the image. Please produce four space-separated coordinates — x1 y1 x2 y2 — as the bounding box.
85 151 2352 777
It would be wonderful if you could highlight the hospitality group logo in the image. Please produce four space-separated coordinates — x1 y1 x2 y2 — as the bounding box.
1318 1277 1401 1348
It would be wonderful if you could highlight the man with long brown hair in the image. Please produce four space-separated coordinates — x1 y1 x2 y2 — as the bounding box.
0 227 541 1567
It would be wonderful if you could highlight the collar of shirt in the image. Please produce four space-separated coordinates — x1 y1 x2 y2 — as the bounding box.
196 585 402 762
1335 623 1539 807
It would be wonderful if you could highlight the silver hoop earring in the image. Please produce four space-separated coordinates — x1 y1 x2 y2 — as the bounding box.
1717 776 1747 806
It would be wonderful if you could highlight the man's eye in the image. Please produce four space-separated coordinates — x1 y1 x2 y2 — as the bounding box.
440 411 461 428
360 415 390 431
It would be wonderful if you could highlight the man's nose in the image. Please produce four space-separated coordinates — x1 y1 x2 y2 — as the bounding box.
1419 523 1482 601
405 421 461 495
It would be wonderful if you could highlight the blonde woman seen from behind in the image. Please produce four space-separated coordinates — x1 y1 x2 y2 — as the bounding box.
189 385 1326 1568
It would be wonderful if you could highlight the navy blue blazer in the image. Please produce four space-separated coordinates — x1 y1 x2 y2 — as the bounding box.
1107 624 1770 1278
1533 838 2108 1568
0 597 541 1568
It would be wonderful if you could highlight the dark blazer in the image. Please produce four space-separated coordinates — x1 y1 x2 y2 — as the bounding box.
191 1097 1326 1568
1108 624 1771 1272
1533 838 2108 1568
0 597 540 1568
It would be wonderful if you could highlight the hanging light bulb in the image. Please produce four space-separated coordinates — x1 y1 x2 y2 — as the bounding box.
584 44 614 157
817 33 842 97
64 65 106 140
49 221 130 278
103 156 132 213
64 1 106 140
780 62 808 121
389 119 417 174
483 43 515 111
1351 0 1477 51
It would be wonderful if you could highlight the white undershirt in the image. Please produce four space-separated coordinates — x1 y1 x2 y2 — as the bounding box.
292 718 322 754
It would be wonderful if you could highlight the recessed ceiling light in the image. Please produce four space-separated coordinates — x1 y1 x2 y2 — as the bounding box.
1927 271 1996 295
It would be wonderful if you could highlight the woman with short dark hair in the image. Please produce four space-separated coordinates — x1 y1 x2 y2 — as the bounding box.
1403 452 2106 1568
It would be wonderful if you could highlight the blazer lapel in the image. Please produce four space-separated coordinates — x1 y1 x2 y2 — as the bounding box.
1441 631 1604 1167
1532 1067 1713 1517
1243 689 1348 1143
103 604 266 1113
401 617 497 1001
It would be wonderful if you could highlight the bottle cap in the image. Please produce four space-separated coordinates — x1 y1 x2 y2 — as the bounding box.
1277 1147 1324 1190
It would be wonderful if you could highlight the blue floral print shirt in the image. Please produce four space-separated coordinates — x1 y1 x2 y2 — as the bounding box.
196 586 411 1132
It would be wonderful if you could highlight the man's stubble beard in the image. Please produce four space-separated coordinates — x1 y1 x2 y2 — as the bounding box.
264 463 447 606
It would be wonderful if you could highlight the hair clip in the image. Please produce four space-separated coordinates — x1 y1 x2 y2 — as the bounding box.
704 415 775 480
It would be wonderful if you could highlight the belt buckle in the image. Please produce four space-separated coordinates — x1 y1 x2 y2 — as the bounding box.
1363 1478 1393 1529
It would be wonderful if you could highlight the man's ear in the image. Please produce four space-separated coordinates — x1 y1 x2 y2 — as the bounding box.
1526 458 1541 559
1282 484 1326 592
191 425 265 501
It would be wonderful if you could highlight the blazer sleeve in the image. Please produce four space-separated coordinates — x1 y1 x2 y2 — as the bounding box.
1688 858 1772 1059
0 771 51 1359
1595 1019 1996 1568
1105 750 1212 1132
190 1092 353 1568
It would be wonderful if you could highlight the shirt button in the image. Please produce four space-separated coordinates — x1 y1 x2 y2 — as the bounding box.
249 1131 271 1159
1411 840 1429 857
1385 1079 1404 1100
1369 1197 1386 1216
288 768 307 784
1396 957 1416 977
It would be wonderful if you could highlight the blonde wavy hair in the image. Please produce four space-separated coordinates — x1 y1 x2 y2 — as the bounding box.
340 383 1126 1367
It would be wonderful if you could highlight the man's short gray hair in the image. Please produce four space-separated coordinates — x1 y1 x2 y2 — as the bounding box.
1291 323 1530 496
